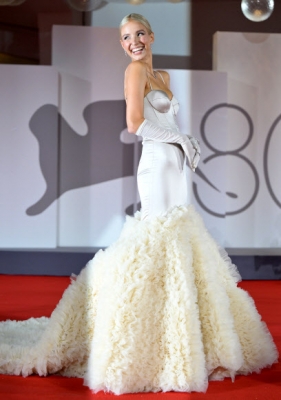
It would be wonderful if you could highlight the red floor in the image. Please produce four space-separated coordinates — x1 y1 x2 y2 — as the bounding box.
0 276 280 400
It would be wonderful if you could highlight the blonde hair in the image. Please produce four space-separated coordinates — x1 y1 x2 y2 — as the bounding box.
119 13 153 35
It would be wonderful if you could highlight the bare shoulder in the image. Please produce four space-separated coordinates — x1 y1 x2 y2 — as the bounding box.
124 61 147 100
125 61 147 77
157 70 170 86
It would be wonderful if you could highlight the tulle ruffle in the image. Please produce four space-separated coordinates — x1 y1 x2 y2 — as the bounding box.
0 205 278 394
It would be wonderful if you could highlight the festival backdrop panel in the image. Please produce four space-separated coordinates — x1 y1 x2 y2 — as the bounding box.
168 69 228 244
2 27 279 250
0 65 59 248
214 32 281 248
52 25 136 247
52 25 229 247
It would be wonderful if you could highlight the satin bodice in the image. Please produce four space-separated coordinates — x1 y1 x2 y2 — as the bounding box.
138 89 187 219
143 90 180 135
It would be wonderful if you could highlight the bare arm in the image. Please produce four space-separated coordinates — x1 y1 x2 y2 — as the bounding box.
124 62 147 134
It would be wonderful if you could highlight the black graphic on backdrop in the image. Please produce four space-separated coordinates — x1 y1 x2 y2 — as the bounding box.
26 101 281 217
26 100 139 216
264 113 281 209
194 104 281 217
193 103 281 218
193 103 260 218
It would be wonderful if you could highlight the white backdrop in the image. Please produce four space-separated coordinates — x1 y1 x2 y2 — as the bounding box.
214 32 281 248
0 65 59 248
1 28 280 249
52 26 133 247
168 69 228 244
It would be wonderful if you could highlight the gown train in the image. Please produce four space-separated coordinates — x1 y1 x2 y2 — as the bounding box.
0 83 278 394
0 206 278 394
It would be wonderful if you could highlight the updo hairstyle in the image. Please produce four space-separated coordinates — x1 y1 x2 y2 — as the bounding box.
119 13 153 35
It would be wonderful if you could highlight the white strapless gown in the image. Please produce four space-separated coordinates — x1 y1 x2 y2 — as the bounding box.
0 91 278 395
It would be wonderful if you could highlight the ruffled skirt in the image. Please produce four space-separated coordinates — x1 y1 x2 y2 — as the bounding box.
0 206 278 394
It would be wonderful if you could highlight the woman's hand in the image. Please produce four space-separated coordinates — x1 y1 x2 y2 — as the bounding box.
182 136 201 172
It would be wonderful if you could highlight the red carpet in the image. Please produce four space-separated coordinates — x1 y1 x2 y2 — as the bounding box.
0 276 280 400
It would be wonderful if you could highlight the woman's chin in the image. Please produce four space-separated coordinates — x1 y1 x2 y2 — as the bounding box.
130 51 147 62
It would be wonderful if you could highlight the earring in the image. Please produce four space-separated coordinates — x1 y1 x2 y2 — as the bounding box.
124 50 127 56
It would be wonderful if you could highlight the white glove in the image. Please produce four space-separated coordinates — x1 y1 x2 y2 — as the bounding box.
186 135 201 171
136 119 200 171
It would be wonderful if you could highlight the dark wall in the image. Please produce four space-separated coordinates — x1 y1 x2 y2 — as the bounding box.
1 1 281 69
191 0 281 70
152 0 281 71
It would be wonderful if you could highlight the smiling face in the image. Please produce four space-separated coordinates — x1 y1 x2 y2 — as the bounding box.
120 20 154 62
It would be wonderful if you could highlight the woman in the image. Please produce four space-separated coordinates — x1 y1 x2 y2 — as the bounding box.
121 14 200 219
0 13 278 395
